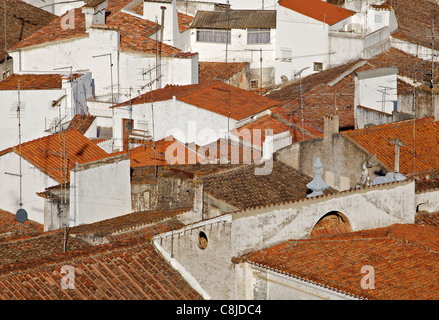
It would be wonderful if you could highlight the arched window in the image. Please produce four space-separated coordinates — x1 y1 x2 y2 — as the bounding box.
310 211 352 238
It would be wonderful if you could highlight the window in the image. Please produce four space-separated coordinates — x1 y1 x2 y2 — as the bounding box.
196 29 231 43
250 79 259 89
247 28 270 44
198 231 208 250
314 62 323 71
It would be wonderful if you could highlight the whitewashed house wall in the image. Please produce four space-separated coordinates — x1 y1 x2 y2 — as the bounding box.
112 98 236 150
275 6 333 83
0 152 58 225
0 73 93 151
69 155 131 227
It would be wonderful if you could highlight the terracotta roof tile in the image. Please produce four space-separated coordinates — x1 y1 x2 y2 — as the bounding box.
191 10 276 29
69 207 188 237
129 136 205 167
232 114 307 147
177 82 279 120
201 160 328 210
279 0 355 25
12 130 113 184
0 209 43 242
0 73 81 90
242 223 439 300
416 211 439 228
197 138 259 164
198 61 248 83
10 7 87 51
267 48 436 133
115 81 279 121
178 11 194 32
389 0 439 49
10 0 190 58
0 0 56 61
67 114 96 134
0 240 202 300
343 117 439 175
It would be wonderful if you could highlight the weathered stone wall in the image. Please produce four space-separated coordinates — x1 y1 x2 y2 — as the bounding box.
276 133 388 191
154 216 235 300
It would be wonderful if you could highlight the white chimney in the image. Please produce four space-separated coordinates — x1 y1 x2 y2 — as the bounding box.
143 0 179 46
82 0 109 29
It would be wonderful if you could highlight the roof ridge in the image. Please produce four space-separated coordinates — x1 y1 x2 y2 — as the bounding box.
342 116 435 135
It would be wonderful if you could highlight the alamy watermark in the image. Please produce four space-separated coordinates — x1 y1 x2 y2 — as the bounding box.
61 265 75 289
162 122 275 175
360 265 375 290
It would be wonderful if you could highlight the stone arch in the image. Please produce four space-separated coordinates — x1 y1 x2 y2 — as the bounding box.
310 211 352 239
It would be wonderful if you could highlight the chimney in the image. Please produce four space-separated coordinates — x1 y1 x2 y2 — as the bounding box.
143 0 179 46
323 114 339 142
193 177 204 220
82 0 109 29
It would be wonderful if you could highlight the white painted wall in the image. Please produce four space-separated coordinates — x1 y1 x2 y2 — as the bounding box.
275 6 332 83
9 17 198 105
0 152 58 224
189 27 276 70
112 98 237 150
21 0 86 16
354 70 398 114
228 0 277 10
10 37 90 73
69 156 131 227
0 73 93 151
88 27 120 101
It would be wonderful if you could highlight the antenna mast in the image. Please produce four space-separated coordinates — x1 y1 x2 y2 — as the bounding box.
17 83 22 209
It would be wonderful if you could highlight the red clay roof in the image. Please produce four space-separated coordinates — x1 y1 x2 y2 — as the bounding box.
0 0 57 61
178 12 194 32
115 81 279 121
343 117 439 175
279 0 355 25
177 82 279 120
0 73 82 90
198 61 248 84
0 209 43 243
200 160 323 210
129 136 205 167
242 223 439 300
0 238 202 299
67 114 96 134
232 114 291 147
10 0 192 58
10 7 87 50
12 130 114 184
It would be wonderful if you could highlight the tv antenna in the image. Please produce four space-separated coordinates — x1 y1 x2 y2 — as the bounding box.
293 67 309 141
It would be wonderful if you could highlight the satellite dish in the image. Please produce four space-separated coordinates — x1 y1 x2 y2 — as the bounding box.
16 208 28 224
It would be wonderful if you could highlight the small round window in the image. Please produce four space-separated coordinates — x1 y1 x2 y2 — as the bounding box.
198 231 208 250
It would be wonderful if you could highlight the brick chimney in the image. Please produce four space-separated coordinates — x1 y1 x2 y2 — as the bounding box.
323 114 339 141
82 0 108 29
